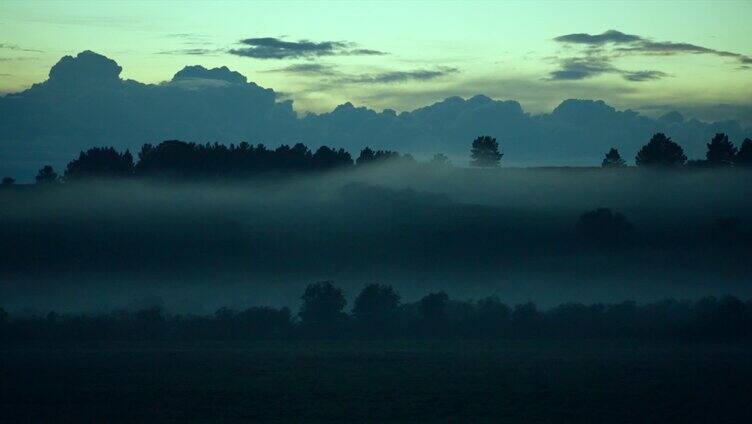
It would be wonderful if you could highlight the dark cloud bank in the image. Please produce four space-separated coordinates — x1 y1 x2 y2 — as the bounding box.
549 29 752 80
228 37 385 59
1 50 751 179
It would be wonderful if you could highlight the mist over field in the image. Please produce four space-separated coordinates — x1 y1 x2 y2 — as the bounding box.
2 162 750 313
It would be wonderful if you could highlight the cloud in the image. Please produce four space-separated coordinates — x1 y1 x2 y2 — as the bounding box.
268 63 458 85
637 102 752 127
554 29 752 67
167 33 206 39
340 67 459 84
0 43 43 53
546 57 665 82
171 65 247 84
164 33 213 46
549 29 751 83
156 48 222 56
548 57 615 81
267 63 339 76
228 37 385 59
621 70 669 82
554 30 642 45
350 48 386 56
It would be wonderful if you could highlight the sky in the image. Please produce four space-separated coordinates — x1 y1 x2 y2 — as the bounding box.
1 0 751 118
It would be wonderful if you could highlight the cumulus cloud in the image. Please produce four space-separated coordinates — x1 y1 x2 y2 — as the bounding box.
171 65 247 84
228 37 385 59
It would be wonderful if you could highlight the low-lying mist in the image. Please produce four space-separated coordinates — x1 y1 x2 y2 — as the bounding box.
2 163 751 313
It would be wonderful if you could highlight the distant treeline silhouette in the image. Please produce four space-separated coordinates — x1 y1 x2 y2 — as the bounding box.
42 141 413 183
3 132 751 185
2 284 751 341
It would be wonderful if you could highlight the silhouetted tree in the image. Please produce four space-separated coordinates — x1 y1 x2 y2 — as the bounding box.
601 148 626 167
35 165 58 184
400 153 417 164
511 302 542 337
299 281 347 332
353 284 400 336
64 147 135 180
274 143 313 171
134 306 165 340
356 147 376 165
470 136 503 167
419 292 450 322
2 294 752 341
635 133 686 167
736 138 752 166
312 146 353 170
430 153 451 166
576 208 633 246
355 147 409 166
705 133 737 166
237 306 293 339
135 140 197 177
475 296 511 337
1 177 14 186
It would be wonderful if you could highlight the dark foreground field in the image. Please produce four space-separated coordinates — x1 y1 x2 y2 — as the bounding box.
2 341 751 423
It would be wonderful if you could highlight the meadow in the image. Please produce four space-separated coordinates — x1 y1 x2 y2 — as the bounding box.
2 340 750 422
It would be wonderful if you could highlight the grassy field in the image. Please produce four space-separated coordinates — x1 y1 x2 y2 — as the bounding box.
1 340 751 422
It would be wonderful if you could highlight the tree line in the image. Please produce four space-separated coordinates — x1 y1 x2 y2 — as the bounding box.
24 141 414 184
2 283 750 341
602 133 752 168
2 132 750 186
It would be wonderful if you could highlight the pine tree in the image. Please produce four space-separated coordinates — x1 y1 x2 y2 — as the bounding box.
705 133 737 166
602 148 626 167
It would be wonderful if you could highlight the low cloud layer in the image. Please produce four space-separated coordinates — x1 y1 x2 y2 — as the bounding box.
340 67 459 84
267 63 339 76
268 63 458 85
228 37 385 59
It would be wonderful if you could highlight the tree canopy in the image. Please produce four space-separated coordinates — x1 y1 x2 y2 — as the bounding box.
736 138 752 166
65 147 135 180
470 136 503 167
298 281 347 330
601 148 626 167
35 165 59 184
635 133 686 167
705 133 737 166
